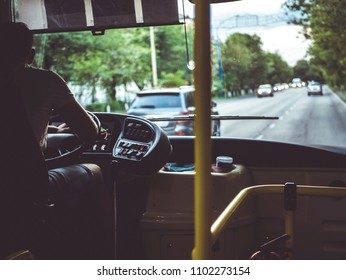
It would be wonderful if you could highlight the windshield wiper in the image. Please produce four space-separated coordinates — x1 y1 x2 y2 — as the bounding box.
146 115 279 121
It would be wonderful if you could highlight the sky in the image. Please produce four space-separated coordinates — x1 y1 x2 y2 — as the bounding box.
182 0 311 66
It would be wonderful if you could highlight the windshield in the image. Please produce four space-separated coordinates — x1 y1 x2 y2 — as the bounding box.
259 84 272 89
29 0 346 149
130 94 181 109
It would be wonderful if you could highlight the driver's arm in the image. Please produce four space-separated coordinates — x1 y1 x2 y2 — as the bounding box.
46 70 99 145
56 98 99 145
48 123 71 133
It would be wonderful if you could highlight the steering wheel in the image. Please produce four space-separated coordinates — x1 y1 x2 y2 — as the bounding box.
45 111 101 169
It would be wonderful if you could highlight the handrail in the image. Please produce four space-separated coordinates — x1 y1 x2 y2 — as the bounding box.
211 184 346 244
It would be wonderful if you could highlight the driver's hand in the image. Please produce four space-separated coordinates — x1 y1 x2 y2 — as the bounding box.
48 123 73 133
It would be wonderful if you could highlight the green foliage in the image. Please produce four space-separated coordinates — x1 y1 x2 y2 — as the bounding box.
292 59 324 82
285 0 346 88
160 71 187 87
219 33 268 92
85 102 107 112
155 24 194 85
85 100 126 113
292 59 309 81
265 52 292 84
33 25 194 105
34 21 326 102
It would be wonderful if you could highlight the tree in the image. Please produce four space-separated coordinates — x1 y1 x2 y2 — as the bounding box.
33 32 97 82
31 23 195 104
95 28 151 100
265 52 292 84
292 59 309 81
221 33 267 93
160 71 186 87
155 24 193 85
34 29 153 102
285 0 346 88
291 59 323 83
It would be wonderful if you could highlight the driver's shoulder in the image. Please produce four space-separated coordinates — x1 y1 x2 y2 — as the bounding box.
23 66 55 81
24 66 63 82
23 67 67 87
24 66 53 76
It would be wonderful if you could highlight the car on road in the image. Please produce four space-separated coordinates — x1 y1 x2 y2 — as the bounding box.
282 83 290 90
290 77 306 88
307 81 323 96
126 86 221 136
273 83 283 92
256 84 274 97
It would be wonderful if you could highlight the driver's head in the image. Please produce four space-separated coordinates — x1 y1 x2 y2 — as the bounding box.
0 22 35 68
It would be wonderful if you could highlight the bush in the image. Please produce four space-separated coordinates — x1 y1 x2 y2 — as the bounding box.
85 100 126 113
160 71 187 88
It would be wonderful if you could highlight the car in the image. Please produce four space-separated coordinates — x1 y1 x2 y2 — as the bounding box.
256 84 274 97
291 77 302 88
126 86 221 136
307 81 323 96
273 83 283 91
282 83 290 90
290 77 306 88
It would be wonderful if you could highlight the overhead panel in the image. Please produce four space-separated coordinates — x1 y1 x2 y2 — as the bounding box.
14 0 182 33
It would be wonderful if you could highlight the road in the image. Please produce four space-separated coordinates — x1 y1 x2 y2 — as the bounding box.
216 86 346 148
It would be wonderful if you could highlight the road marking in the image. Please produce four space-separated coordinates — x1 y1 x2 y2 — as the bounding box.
269 123 276 129
256 134 264 139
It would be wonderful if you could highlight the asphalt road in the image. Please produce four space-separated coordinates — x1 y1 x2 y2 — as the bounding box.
216 86 346 148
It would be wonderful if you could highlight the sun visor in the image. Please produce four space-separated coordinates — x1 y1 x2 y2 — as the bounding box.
15 0 182 33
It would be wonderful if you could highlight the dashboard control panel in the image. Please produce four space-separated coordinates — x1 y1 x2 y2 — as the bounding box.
113 118 155 161
114 141 149 160
110 116 171 175
123 121 154 142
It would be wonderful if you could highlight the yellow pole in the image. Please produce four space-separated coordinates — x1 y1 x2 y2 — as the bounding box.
192 0 212 260
284 210 294 259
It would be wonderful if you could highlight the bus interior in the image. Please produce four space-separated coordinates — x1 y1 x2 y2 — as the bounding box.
1 0 346 260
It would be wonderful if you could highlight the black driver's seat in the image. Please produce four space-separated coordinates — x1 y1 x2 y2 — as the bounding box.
0 64 50 259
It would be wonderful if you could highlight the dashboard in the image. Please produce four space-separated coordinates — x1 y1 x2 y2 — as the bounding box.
48 112 172 176
91 122 113 152
48 112 346 176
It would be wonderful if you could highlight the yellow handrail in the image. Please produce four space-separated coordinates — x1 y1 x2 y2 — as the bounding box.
211 184 346 245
